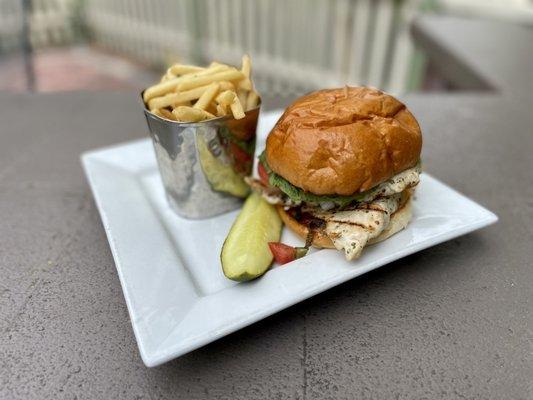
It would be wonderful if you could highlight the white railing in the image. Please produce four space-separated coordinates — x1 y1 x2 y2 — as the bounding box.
0 0 431 96
84 0 193 66
0 0 75 52
30 0 75 47
0 0 23 53
83 0 428 96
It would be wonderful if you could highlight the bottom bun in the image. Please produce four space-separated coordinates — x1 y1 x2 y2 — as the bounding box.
277 198 413 249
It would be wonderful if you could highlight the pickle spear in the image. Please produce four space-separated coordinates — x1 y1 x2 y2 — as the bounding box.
221 192 282 281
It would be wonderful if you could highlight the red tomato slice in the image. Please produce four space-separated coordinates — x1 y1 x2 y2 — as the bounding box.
258 162 270 186
268 242 296 265
230 143 252 165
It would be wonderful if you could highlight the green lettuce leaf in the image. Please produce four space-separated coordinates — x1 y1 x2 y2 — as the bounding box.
258 151 369 207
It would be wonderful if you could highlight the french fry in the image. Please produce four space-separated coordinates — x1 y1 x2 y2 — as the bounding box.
144 56 259 123
241 55 251 78
173 107 204 122
159 108 176 120
209 61 228 68
161 72 174 83
148 93 178 110
143 78 181 102
194 82 220 110
216 104 228 117
181 64 229 79
216 90 236 106
172 100 191 108
246 91 259 110
148 84 212 109
230 96 246 120
169 64 204 76
151 108 176 120
237 89 248 108
143 66 229 102
238 54 253 91
151 109 165 118
177 70 245 92
237 79 253 91
218 81 235 91
173 106 215 122
206 102 218 115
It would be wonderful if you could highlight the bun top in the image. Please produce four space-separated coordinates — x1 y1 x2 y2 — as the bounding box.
265 87 422 195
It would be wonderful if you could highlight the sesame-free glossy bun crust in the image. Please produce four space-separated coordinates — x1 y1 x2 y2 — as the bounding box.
266 87 422 195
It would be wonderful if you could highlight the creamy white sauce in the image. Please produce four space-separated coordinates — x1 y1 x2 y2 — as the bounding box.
359 166 420 203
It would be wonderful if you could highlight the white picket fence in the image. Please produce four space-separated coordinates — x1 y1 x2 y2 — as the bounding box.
0 0 431 95
84 0 193 66
0 0 76 52
83 0 428 95
30 0 76 47
0 0 23 52
3 0 533 94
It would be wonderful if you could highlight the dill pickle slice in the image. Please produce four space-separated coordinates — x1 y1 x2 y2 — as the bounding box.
197 135 250 198
221 192 282 281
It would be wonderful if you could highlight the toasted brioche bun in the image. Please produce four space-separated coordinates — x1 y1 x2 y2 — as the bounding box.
277 197 412 249
266 87 422 196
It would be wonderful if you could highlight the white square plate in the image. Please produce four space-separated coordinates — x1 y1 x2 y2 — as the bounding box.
82 111 497 367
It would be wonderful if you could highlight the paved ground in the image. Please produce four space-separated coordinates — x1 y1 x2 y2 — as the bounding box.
0 46 159 92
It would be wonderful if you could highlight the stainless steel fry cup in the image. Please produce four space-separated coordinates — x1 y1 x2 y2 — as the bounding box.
142 94 259 219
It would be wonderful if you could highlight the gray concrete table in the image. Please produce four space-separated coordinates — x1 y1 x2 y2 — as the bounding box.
1 16 532 399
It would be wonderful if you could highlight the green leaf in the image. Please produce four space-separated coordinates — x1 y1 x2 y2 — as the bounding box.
258 151 368 207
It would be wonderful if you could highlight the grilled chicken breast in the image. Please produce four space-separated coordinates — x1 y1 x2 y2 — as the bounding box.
308 193 404 260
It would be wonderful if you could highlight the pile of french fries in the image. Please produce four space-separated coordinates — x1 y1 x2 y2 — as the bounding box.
143 55 260 123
